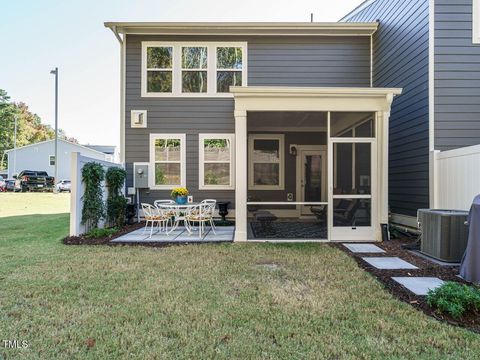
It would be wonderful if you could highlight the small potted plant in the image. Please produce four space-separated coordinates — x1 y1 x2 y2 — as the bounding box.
171 187 189 204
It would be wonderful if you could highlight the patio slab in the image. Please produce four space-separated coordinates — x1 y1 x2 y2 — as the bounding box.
111 226 234 243
392 277 445 295
343 243 385 253
362 257 418 270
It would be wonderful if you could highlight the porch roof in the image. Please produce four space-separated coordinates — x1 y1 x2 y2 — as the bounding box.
104 22 378 37
230 86 403 112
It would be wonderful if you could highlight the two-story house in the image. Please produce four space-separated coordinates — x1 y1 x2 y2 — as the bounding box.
104 21 402 242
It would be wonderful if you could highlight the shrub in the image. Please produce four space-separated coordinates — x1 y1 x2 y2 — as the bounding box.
105 167 127 228
426 281 480 319
86 227 118 239
81 162 105 230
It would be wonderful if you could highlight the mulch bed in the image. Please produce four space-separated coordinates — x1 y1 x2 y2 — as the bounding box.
335 236 480 333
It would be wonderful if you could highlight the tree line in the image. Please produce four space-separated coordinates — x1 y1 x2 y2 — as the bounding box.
0 89 77 170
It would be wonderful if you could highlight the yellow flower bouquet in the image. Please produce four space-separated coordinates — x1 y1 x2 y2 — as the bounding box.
171 187 189 204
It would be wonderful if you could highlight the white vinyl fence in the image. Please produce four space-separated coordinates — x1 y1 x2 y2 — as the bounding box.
433 144 480 211
70 152 123 236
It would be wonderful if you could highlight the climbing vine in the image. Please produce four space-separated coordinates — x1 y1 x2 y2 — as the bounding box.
81 162 105 230
105 167 127 228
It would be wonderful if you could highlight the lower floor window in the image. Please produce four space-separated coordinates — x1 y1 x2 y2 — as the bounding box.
248 134 284 190
199 134 235 189
149 134 186 189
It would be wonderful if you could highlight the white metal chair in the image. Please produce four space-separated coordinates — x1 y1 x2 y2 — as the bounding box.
185 202 217 239
141 203 171 238
200 199 217 231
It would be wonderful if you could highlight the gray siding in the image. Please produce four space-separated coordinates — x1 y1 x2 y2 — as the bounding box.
125 34 370 207
434 0 480 151
344 0 430 217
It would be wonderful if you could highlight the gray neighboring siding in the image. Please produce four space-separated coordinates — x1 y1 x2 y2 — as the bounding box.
344 0 430 217
125 34 370 207
434 0 480 151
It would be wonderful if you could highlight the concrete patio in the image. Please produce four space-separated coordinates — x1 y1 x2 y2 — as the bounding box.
111 226 235 243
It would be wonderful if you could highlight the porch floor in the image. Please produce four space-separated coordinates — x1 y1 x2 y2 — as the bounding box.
111 226 235 243
248 220 327 240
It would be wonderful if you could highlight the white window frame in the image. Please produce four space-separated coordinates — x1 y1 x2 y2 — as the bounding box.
143 45 174 95
149 133 186 190
49 155 55 166
248 134 285 190
214 45 245 94
199 134 235 190
141 42 247 97
474 0 480 44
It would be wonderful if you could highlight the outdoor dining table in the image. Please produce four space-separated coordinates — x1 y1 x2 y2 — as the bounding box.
156 202 200 234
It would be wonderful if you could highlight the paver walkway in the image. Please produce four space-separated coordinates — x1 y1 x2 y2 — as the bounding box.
343 243 385 253
343 243 444 296
392 277 445 295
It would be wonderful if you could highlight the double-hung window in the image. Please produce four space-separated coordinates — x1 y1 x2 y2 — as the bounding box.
199 134 235 190
142 42 246 97
182 46 208 93
216 47 243 92
145 46 173 93
149 134 186 189
248 134 284 190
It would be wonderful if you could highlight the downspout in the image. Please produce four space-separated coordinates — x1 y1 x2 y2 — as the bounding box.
109 26 125 166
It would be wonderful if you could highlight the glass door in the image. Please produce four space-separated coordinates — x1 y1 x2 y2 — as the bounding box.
300 150 326 216
329 112 377 241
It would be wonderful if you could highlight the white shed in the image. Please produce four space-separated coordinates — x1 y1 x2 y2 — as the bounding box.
5 139 114 181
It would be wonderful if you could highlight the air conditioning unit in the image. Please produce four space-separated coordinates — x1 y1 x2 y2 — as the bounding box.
417 209 469 263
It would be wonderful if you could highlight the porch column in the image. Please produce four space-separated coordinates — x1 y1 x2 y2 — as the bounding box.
380 110 390 225
234 110 248 241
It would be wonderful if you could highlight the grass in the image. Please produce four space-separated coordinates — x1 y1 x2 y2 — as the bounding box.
1 194 480 359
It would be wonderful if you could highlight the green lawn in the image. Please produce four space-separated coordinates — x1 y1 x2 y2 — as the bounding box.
1 194 479 359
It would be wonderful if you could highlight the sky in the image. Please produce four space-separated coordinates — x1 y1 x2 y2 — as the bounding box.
0 0 364 148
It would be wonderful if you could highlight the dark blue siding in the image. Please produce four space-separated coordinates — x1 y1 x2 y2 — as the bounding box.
344 0 430 217
435 0 480 151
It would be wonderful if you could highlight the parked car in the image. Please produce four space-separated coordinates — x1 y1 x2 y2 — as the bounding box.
0 176 5 192
56 179 71 192
14 170 55 192
5 179 16 192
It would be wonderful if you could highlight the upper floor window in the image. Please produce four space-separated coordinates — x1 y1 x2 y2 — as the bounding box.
142 42 247 97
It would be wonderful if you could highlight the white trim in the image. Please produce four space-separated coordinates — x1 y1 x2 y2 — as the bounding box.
198 133 235 190
130 110 147 128
248 126 327 132
370 34 373 87
473 0 480 43
141 41 247 97
121 33 126 164
248 134 285 190
234 110 248 241
149 133 186 190
105 22 379 37
428 0 436 207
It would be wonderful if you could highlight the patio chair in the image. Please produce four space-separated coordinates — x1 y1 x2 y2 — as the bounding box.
141 203 171 238
185 202 217 239
154 199 176 217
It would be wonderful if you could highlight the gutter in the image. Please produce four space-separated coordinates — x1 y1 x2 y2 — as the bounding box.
109 25 123 45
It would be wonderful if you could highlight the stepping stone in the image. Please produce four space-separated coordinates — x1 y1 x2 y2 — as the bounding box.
392 277 445 295
343 243 385 253
362 257 418 270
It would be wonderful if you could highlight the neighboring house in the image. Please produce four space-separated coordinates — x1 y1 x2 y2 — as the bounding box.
5 139 113 181
84 145 118 163
105 21 402 242
342 0 480 228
